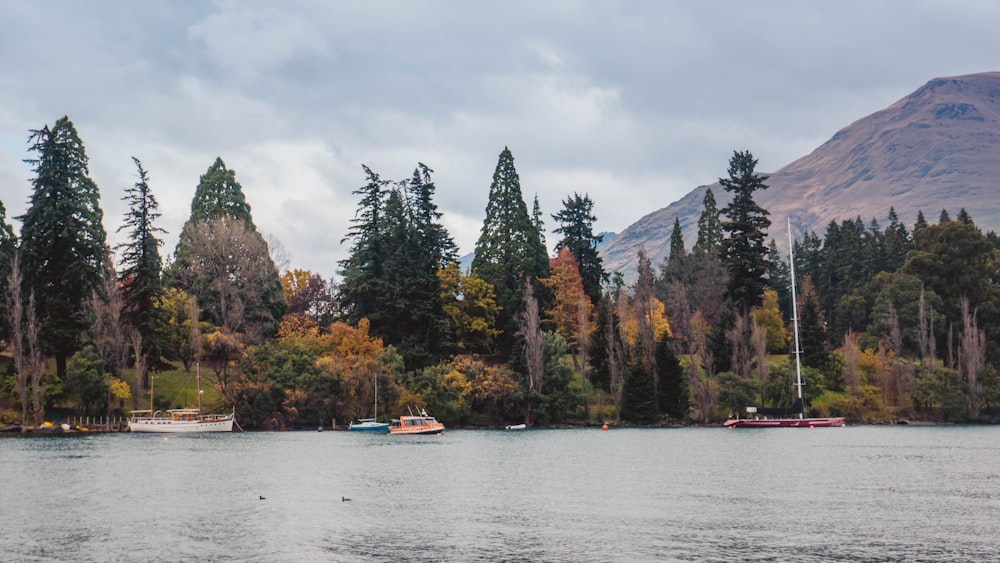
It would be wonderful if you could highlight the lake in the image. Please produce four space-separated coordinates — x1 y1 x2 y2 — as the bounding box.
2 425 999 562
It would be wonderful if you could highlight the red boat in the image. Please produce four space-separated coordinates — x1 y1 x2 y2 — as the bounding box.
724 416 845 429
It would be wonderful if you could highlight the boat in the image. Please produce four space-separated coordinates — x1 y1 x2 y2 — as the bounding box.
348 374 390 433
128 408 235 433
724 219 846 430
128 361 235 433
389 408 445 435
505 423 527 431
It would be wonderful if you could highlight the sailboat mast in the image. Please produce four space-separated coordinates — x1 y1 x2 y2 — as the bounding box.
787 218 805 417
374 374 378 421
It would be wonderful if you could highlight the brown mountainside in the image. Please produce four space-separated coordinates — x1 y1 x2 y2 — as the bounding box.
600 72 1000 277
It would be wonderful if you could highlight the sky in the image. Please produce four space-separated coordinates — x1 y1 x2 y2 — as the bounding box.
1 1 998 279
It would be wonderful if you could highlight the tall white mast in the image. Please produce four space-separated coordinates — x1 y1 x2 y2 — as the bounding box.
788 218 804 418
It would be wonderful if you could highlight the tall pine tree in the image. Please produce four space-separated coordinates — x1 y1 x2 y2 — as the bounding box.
719 150 771 312
18 116 108 379
116 157 167 375
473 147 549 356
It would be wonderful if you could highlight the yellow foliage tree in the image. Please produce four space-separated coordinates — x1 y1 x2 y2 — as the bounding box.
750 289 788 353
438 261 500 353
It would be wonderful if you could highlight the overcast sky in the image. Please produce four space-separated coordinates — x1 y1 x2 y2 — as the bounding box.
1 1 998 278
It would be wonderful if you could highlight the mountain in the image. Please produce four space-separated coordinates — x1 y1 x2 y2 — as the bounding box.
600 72 1000 277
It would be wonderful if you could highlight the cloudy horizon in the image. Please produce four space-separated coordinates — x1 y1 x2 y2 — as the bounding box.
2 1 998 278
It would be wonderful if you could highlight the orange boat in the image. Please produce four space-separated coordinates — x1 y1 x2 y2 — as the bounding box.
389 409 445 435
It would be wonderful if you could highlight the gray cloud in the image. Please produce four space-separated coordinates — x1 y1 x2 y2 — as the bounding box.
1 0 998 278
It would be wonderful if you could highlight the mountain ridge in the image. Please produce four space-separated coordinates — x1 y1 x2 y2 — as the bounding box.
599 71 1000 277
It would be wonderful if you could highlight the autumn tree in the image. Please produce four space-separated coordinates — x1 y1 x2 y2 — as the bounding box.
280 269 338 328
473 147 549 356
719 150 771 312
438 261 499 354
551 192 606 305
541 247 592 371
17 116 109 379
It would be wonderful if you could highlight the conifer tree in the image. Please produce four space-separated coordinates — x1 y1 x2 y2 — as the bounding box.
694 187 723 255
339 165 388 328
552 192 606 305
340 164 458 369
473 147 549 355
169 157 285 341
18 116 108 379
116 157 166 376
719 150 771 312
668 217 685 269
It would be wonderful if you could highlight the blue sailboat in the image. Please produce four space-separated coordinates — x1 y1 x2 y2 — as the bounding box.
348 374 390 433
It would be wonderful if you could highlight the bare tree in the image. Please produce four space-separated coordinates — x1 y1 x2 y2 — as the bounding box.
843 330 861 395
7 255 29 429
727 312 751 380
751 318 769 401
959 297 985 419
576 285 592 421
129 329 145 410
89 259 129 381
518 278 543 424
916 285 935 373
688 310 718 423
171 217 283 343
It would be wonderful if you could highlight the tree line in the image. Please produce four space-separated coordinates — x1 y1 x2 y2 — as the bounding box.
2 116 999 431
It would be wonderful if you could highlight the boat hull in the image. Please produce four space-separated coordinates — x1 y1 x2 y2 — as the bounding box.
128 417 234 433
348 421 390 433
505 424 527 431
724 417 846 429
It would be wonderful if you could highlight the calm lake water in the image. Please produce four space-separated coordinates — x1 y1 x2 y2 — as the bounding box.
2 425 999 562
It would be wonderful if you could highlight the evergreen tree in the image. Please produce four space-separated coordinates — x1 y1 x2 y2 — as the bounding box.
655 335 688 419
531 194 546 249
883 207 911 273
189 157 253 225
938 209 951 223
169 157 285 341
473 147 549 356
339 166 388 328
552 192 606 305
719 150 771 312
694 187 723 255
668 218 685 268
620 363 658 424
956 208 974 226
18 116 108 379
913 210 929 233
116 157 166 374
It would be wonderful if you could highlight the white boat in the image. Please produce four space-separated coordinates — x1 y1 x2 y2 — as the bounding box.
129 360 235 433
349 375 390 433
505 423 527 431
128 408 235 433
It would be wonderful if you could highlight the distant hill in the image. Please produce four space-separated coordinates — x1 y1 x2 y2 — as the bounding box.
600 72 1000 278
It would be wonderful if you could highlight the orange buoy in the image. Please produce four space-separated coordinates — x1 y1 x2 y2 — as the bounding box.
601 424 608 431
